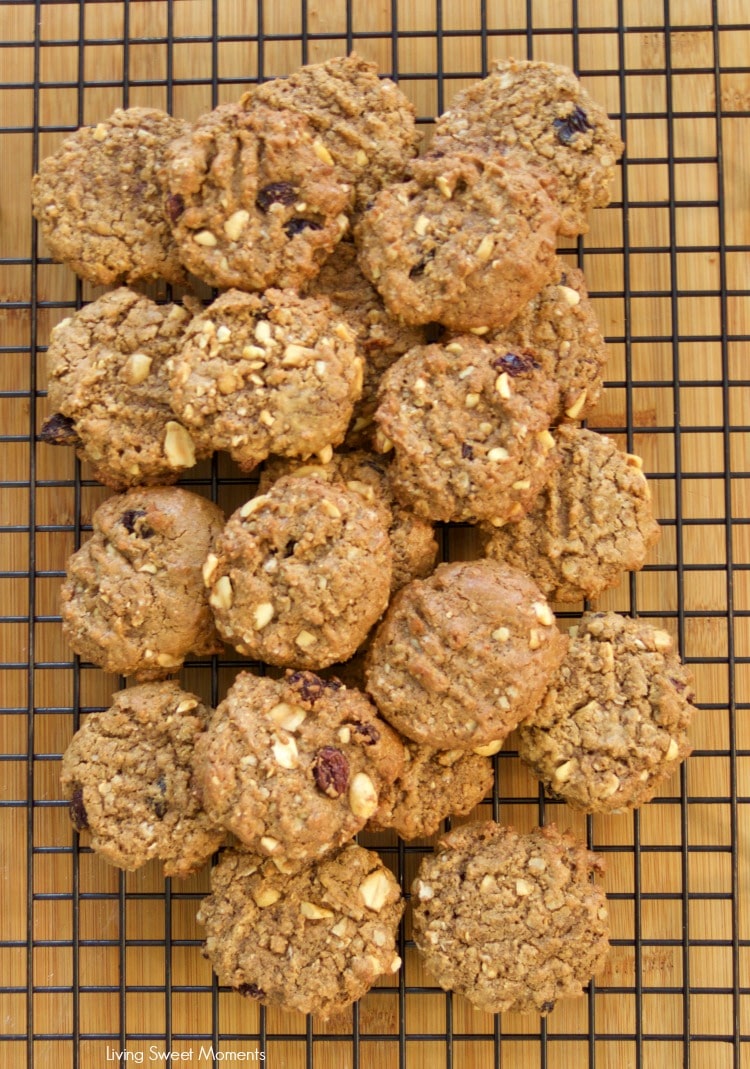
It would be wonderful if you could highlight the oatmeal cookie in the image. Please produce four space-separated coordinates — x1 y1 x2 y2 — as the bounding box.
482 426 660 603
355 150 560 331
412 821 610 1015
194 670 403 861
435 59 624 236
244 52 421 209
365 560 568 750
374 336 560 524
40 288 206 491
168 288 362 471
32 107 189 286
61 682 224 878
163 102 351 291
198 843 403 1018
305 241 426 448
205 475 392 668
258 451 438 593
368 739 494 840
487 260 609 423
517 612 694 812
61 487 224 680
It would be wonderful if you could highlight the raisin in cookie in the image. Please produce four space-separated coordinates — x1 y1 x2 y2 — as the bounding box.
198 843 403 1018
368 739 494 840
434 59 624 236
482 426 660 603
61 487 224 680
374 336 559 524
40 288 206 491
32 107 188 287
518 612 694 812
412 822 610 1015
365 560 567 750
487 261 609 423
194 670 403 861
355 150 559 331
244 52 421 210
61 682 224 878
305 241 426 448
169 288 362 471
163 102 350 291
205 475 392 668
258 452 438 593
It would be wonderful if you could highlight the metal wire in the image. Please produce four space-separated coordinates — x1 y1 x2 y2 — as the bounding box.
1 0 748 1067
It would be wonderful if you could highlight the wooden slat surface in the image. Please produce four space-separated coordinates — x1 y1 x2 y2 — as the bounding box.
1 2 748 1067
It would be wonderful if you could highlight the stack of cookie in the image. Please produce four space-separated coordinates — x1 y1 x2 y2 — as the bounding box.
42 55 697 1020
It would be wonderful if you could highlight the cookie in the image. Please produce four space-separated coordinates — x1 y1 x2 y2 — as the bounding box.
204 475 392 668
482 426 661 603
32 107 189 287
374 336 560 524
39 288 206 491
517 612 694 812
368 740 494 840
355 150 560 331
244 52 421 210
61 682 225 878
194 669 404 861
305 241 426 448
365 560 568 750
198 843 403 1018
258 451 438 593
61 487 224 680
434 59 624 236
168 288 362 471
486 261 609 423
412 821 610 1015
163 102 350 291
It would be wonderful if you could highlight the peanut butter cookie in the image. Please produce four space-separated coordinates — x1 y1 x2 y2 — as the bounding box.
195 670 403 862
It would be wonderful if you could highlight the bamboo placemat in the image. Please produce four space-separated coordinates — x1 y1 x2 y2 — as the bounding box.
1 1 749 1067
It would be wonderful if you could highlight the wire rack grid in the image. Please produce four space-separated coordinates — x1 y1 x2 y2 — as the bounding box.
0 1 748 1068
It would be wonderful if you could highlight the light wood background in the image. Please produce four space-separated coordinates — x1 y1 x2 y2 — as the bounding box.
1 1 749 1067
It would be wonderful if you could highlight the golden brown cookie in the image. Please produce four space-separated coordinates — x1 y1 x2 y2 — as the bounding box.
355 150 560 331
412 822 610 1014
32 107 189 286
61 487 224 680
205 475 392 669
194 670 403 862
434 59 624 236
374 336 560 524
198 843 403 1017
517 612 694 812
40 288 207 491
61 682 224 878
168 288 362 472
365 560 568 750
258 451 438 594
163 102 351 290
482 426 660 603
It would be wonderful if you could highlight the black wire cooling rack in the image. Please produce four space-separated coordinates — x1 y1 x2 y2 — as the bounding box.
1 1 748 1067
